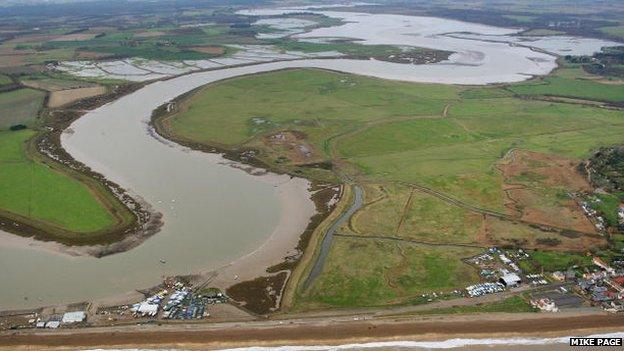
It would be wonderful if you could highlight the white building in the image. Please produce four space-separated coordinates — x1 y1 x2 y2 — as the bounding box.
500 273 522 287
61 311 86 324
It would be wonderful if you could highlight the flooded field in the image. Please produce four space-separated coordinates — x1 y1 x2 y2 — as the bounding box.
0 7 621 309
55 45 343 81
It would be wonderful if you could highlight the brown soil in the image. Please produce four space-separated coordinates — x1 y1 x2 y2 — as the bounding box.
48 86 107 108
49 33 97 42
5 34 60 44
191 46 226 55
0 52 30 68
479 216 605 251
74 50 111 60
498 150 597 235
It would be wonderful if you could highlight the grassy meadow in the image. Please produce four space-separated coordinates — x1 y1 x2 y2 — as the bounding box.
599 25 624 40
0 88 46 129
298 236 481 309
0 74 12 86
0 130 117 232
158 67 624 309
507 75 624 103
167 68 624 212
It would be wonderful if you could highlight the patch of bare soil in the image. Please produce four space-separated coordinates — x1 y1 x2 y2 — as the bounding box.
264 130 317 164
191 46 226 55
5 34 60 44
74 50 111 60
480 216 605 252
50 33 98 41
498 149 596 234
48 86 107 107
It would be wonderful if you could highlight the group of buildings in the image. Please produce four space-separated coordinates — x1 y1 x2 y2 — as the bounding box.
576 257 624 312
34 311 86 329
466 247 624 314
129 281 227 320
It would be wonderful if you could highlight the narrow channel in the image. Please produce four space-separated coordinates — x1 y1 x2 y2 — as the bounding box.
303 185 364 290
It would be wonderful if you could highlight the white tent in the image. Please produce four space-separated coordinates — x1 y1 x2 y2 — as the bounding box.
62 311 86 324
500 273 522 287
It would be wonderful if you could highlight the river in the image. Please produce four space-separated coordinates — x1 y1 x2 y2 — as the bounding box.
0 8 620 309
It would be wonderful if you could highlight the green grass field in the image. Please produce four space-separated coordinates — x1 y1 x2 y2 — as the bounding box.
599 25 624 39
166 69 624 212
0 130 116 232
0 88 46 129
169 69 457 145
520 29 565 36
341 184 483 245
299 236 481 309
520 250 592 273
415 295 536 315
0 74 12 86
507 76 624 103
594 193 624 227
159 68 624 309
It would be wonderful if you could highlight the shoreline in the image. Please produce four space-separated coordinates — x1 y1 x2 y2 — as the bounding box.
0 149 319 313
194 171 316 292
1 311 623 350
0 83 163 256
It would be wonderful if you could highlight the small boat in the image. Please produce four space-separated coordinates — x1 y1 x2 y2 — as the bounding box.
160 259 167 264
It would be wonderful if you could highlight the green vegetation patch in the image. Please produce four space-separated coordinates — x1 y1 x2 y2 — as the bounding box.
594 193 624 227
166 69 624 213
337 118 477 158
0 88 46 129
508 76 624 103
300 237 481 308
599 26 624 40
503 15 536 24
416 295 536 315
344 184 483 245
0 130 116 232
169 69 459 147
520 250 592 273
274 40 421 58
0 74 12 86
520 29 565 36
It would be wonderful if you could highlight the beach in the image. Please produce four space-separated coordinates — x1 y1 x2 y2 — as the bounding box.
2 311 623 351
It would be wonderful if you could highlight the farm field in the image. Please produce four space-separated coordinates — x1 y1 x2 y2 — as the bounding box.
0 88 46 129
21 77 99 91
0 74 11 86
0 130 116 233
48 86 107 108
507 75 624 103
155 67 624 309
600 25 624 40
